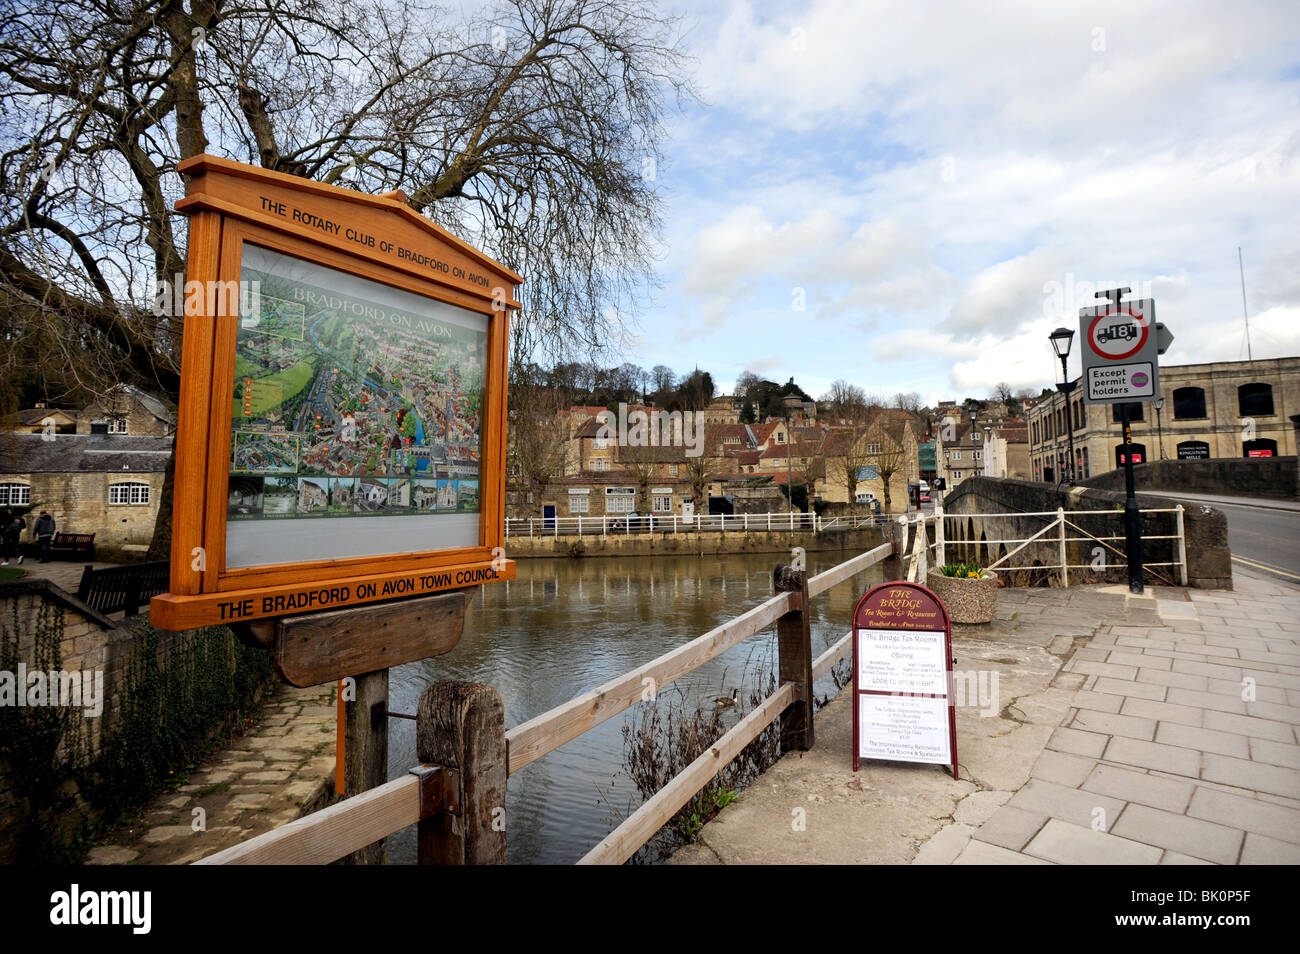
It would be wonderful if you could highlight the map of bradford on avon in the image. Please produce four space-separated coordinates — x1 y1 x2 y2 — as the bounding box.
228 245 486 525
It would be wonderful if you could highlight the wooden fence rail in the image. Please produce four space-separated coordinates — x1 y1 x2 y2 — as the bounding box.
197 536 897 866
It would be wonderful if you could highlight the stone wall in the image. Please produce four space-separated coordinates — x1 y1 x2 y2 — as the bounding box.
504 525 884 559
1077 456 1298 500
1 470 166 559
0 580 275 862
940 476 1230 589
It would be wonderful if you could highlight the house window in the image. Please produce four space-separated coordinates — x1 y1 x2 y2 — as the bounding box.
109 481 150 505
652 494 672 512
592 458 609 471
668 464 678 476
952 471 963 480
951 450 961 461
1238 383 1274 417
776 432 785 444
0 482 31 506
593 435 607 449
568 495 589 514
866 442 882 455
605 487 635 513
108 418 129 434
1172 386 1207 419
974 451 982 461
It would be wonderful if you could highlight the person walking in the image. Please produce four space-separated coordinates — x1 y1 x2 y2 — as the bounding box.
34 510 56 563
1 510 23 566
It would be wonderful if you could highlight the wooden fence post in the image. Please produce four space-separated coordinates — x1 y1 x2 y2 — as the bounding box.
773 564 814 751
416 681 507 864
882 515 906 581
344 668 389 865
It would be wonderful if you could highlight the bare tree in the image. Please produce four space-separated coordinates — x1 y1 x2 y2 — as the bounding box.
823 427 872 511
824 380 869 423
507 371 571 516
683 452 710 513
0 0 696 554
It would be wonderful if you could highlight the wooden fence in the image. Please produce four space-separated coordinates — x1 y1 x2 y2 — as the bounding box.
196 538 898 866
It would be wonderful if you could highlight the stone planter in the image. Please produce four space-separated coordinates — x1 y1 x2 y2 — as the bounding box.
926 568 999 624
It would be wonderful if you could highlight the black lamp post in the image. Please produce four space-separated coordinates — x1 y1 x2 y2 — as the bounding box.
1155 396 1165 460
1048 327 1077 483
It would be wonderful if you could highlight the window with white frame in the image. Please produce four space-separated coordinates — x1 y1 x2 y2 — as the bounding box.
951 450 962 460
605 487 635 513
109 481 150 505
0 482 31 506
652 494 672 512
974 451 982 460
568 494 589 514
953 471 963 480
867 442 882 455
668 464 678 476
108 418 129 434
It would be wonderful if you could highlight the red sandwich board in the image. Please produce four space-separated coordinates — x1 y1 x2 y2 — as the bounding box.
852 581 958 779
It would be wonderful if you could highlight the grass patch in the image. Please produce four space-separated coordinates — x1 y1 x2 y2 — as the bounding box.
193 780 233 798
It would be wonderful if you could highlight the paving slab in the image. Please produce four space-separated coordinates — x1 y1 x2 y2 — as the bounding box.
674 569 1300 866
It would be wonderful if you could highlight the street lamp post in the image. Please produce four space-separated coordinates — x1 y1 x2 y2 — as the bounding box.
1155 397 1165 460
1048 327 1078 483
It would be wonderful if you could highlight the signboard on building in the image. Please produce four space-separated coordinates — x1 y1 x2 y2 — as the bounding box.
851 582 958 778
150 155 520 629
1177 441 1210 461
1079 299 1161 405
1115 443 1147 467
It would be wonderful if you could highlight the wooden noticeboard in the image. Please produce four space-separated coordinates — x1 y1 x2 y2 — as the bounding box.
150 155 520 630
851 582 958 779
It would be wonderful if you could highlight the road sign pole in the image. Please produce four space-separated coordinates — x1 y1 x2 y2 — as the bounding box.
1120 402 1145 594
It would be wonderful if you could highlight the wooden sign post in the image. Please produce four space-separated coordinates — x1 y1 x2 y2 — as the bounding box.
851 581 959 779
151 154 523 863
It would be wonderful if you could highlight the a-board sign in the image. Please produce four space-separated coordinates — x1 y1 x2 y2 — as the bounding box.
1079 298 1161 405
150 155 520 629
851 582 958 778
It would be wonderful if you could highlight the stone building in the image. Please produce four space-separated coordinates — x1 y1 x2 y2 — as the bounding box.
0 433 171 559
1027 356 1299 482
982 422 1030 480
77 384 177 437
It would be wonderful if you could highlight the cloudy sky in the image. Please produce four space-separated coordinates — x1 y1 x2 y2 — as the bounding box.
630 0 1300 404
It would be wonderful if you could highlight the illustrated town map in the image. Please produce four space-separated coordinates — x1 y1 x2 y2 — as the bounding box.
228 246 485 524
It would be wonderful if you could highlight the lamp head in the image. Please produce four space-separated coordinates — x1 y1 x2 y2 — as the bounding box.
1049 326 1075 359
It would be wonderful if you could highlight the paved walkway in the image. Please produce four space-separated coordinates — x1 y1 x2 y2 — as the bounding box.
87 682 336 865
671 570 1300 865
3 557 119 595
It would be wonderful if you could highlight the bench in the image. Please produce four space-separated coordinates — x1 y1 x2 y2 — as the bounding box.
50 532 96 560
76 560 169 617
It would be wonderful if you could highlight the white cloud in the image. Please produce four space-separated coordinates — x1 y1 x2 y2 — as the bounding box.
637 0 1300 399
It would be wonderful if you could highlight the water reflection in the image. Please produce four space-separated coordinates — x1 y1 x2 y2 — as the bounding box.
385 548 884 864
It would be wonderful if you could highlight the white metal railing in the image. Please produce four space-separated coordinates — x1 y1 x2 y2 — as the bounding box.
901 503 1189 587
503 510 891 537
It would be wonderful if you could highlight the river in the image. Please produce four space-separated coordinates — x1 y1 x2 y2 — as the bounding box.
384 546 886 864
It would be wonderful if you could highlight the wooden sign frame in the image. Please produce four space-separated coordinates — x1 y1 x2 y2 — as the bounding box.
151 155 520 630
851 581 958 779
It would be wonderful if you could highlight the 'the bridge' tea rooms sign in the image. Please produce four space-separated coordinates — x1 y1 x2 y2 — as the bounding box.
851 582 958 778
